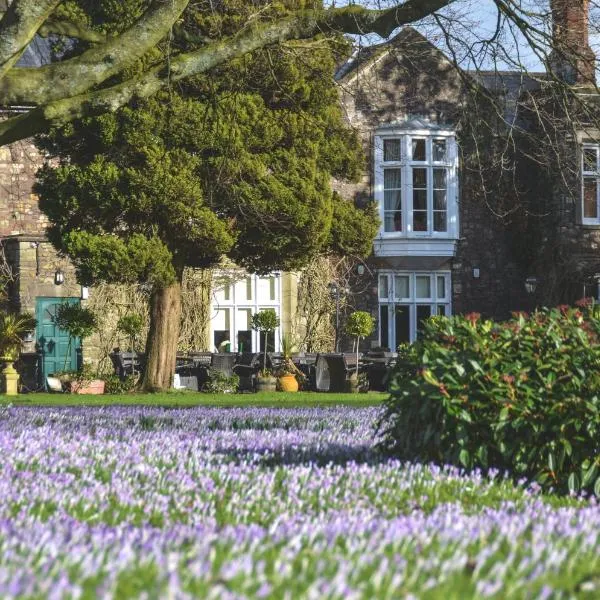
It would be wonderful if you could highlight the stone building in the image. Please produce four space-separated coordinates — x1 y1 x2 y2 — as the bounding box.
335 0 600 351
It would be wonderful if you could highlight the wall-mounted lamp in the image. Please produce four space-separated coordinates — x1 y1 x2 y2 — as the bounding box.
23 331 34 343
357 264 365 276
54 269 64 285
524 276 538 295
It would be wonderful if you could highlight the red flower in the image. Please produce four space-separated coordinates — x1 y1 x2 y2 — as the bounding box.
557 304 570 315
465 312 481 324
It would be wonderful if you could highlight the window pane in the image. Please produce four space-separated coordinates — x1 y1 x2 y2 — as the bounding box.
245 277 253 301
433 168 447 190
384 212 402 232
394 275 410 299
412 168 427 187
416 276 431 298
437 276 446 299
384 168 401 189
394 305 410 345
433 190 447 210
413 211 428 232
584 148 597 172
384 139 402 162
413 189 427 211
584 178 598 218
213 308 231 351
379 275 389 299
379 305 389 349
416 305 432 336
433 211 447 232
437 305 447 316
433 138 447 162
269 277 276 301
412 138 426 161
237 309 253 352
384 190 402 210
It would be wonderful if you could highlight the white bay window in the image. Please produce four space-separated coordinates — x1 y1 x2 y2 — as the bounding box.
378 271 451 348
374 120 459 257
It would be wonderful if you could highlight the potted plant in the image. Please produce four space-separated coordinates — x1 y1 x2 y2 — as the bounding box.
54 303 104 394
116 313 144 376
345 311 375 393
251 309 280 392
277 334 300 392
0 312 36 395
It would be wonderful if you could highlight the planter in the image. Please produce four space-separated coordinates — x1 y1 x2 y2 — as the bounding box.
278 374 299 392
256 375 277 392
68 379 105 395
1 359 19 395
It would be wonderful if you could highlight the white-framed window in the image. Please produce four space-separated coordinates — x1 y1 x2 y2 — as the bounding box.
374 124 458 238
377 271 451 348
211 272 281 353
582 144 600 224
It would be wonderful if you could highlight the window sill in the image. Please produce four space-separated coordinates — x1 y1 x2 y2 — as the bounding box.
374 237 458 258
578 222 600 229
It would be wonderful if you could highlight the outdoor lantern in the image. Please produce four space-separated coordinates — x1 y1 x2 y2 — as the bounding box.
54 269 64 285
524 276 538 295
23 331 34 343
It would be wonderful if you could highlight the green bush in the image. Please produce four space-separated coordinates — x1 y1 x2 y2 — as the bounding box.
202 369 240 394
378 303 600 495
104 374 139 394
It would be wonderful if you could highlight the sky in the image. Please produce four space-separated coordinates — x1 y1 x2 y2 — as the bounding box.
327 1 554 73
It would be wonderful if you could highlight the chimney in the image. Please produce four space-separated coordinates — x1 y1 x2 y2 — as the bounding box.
550 0 596 85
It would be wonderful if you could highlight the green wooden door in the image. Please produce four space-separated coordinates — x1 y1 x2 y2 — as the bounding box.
36 297 80 379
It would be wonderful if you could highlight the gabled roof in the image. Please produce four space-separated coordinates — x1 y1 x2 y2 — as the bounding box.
335 27 458 83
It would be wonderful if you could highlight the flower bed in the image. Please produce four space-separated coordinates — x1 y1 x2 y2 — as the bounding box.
0 405 597 597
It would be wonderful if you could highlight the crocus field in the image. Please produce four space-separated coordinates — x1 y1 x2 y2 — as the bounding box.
1 404 599 599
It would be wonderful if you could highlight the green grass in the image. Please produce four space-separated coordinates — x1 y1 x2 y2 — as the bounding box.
6 390 386 408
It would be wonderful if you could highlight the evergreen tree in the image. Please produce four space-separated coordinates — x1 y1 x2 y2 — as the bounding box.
35 1 378 390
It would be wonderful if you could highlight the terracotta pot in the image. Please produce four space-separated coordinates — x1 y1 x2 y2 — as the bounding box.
278 374 298 392
256 375 277 392
69 379 105 395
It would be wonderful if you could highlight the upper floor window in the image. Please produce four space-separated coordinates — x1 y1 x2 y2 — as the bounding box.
583 144 600 224
374 123 458 238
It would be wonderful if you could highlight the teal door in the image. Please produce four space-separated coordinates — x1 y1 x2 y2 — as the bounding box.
36 297 80 379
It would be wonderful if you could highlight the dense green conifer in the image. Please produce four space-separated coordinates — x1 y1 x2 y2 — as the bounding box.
35 1 378 390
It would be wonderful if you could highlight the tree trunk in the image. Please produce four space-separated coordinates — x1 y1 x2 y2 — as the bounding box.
142 279 182 392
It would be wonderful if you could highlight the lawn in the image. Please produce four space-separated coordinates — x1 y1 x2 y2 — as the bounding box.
7 390 386 407
0 404 597 598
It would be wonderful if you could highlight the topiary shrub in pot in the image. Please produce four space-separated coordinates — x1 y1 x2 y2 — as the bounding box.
345 311 375 392
251 309 280 392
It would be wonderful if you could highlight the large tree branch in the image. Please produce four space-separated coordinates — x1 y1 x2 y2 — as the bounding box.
0 0 189 106
0 0 453 107
0 0 61 79
38 17 108 44
0 0 455 145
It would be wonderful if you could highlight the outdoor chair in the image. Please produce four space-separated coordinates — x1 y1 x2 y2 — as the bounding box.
234 352 262 391
109 350 145 381
210 353 236 378
314 353 353 392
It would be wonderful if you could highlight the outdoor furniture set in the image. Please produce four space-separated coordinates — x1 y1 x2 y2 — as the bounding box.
109 349 397 392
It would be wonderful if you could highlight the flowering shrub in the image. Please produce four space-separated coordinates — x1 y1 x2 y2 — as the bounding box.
378 306 600 495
